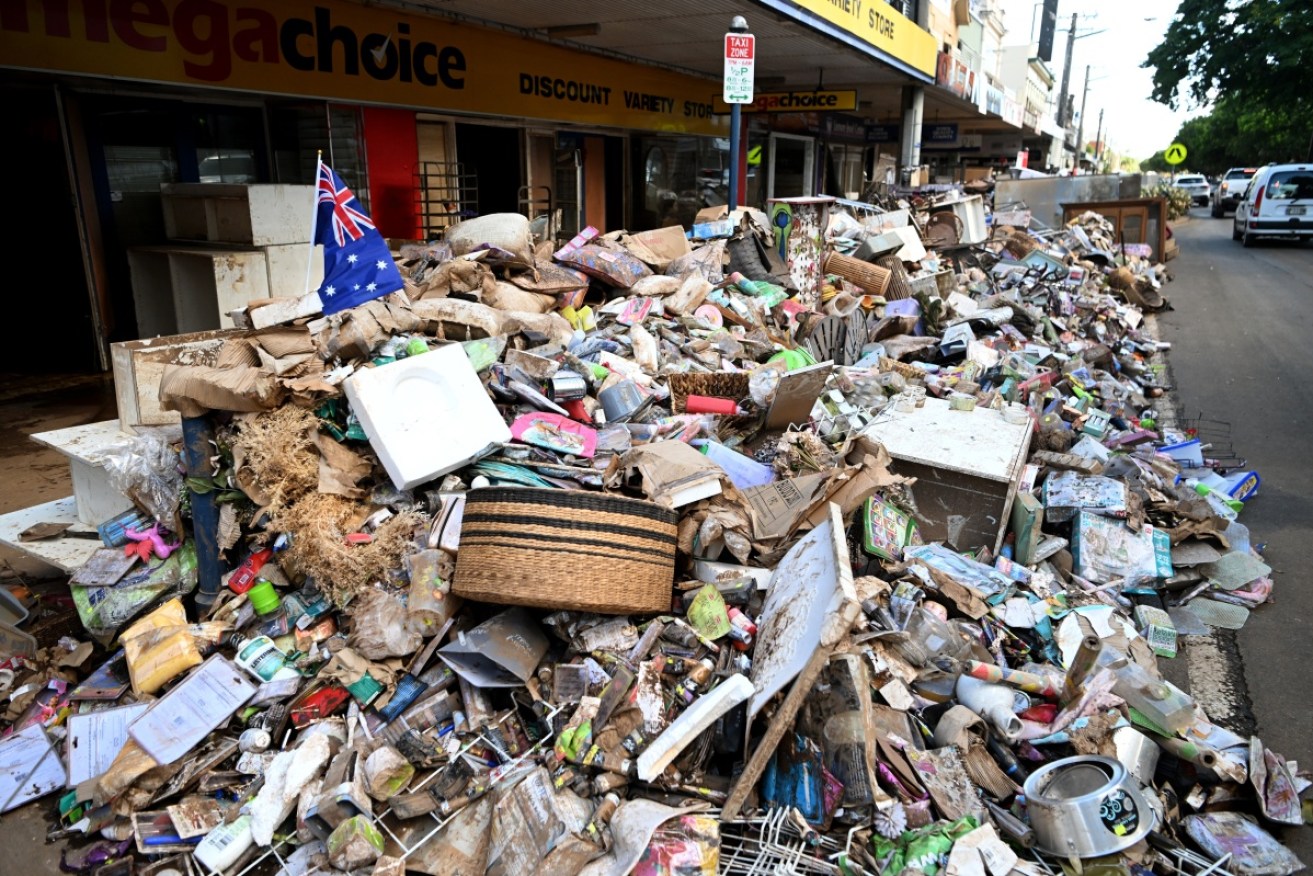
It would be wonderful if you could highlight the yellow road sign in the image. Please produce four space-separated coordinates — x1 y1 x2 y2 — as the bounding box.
1165 143 1188 165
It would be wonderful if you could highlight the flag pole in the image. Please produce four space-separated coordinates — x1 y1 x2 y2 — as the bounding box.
304 150 323 295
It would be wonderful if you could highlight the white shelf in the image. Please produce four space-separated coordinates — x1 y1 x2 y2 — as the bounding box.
0 497 101 573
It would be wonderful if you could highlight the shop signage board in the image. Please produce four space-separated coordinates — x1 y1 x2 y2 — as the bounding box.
714 90 858 114
0 0 728 135
723 33 755 104
774 0 937 76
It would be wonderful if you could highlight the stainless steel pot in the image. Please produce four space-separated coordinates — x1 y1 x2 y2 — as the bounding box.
1023 755 1156 857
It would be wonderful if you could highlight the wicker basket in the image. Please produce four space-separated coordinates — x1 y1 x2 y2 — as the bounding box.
1004 232 1040 259
823 251 891 297
452 487 678 614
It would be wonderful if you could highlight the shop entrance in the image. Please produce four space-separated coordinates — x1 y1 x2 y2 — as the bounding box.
556 132 626 240
83 95 267 345
454 123 523 216
2 86 98 373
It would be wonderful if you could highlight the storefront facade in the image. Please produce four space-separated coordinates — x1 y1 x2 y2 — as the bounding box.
1 0 947 371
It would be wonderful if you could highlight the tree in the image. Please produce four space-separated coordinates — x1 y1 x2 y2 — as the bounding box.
1169 99 1308 174
1140 151 1172 173
1144 0 1313 110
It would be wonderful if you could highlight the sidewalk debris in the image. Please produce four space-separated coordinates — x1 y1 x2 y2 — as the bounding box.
3 193 1304 876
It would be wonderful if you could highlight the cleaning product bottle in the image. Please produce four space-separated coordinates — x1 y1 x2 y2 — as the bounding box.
232 635 301 683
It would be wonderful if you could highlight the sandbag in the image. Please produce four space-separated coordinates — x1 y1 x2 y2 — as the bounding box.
445 213 534 269
484 281 557 314
627 275 683 297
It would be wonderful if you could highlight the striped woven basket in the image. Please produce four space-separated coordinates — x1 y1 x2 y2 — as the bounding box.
452 487 678 614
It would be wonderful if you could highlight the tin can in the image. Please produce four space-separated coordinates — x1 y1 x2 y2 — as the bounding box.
548 370 588 402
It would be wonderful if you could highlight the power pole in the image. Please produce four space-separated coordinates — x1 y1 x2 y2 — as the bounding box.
1075 66 1091 172
1094 108 1104 162
1057 12 1076 128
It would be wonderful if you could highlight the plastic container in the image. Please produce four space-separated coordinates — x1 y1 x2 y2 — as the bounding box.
1110 659 1194 734
955 674 1024 742
247 579 281 616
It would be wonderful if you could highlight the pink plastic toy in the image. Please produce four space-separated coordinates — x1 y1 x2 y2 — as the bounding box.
123 522 182 562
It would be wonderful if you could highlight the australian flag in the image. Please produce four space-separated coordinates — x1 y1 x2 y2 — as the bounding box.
314 162 404 315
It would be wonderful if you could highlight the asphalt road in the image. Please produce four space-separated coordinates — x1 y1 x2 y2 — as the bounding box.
1157 208 1312 856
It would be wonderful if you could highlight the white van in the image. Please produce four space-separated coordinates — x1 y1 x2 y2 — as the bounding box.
1232 163 1313 246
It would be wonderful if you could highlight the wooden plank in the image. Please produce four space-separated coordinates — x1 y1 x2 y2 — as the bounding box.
0 497 100 573
722 645 834 820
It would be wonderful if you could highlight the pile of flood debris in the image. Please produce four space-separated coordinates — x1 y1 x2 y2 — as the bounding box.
2 195 1303 876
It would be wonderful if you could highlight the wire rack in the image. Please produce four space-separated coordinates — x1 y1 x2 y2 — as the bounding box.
716 808 857 876
1156 410 1248 471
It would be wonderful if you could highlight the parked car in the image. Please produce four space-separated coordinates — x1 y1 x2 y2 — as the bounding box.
1174 173 1211 206
1211 167 1258 217
1232 163 1313 246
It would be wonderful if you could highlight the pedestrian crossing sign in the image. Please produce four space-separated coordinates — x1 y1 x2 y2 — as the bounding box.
1165 143 1188 165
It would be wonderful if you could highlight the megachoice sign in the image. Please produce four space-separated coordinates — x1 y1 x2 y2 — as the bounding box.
0 0 728 135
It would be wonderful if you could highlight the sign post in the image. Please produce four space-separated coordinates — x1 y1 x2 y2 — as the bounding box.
723 18 754 209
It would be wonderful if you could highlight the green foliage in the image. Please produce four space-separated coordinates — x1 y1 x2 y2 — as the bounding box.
1140 151 1172 173
1144 0 1313 111
1144 0 1310 165
1170 99 1311 174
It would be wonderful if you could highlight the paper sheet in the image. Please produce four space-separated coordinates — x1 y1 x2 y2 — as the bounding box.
128 655 256 765
66 703 149 787
0 724 67 812
699 441 775 490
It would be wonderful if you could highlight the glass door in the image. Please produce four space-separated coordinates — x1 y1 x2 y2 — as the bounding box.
767 133 815 199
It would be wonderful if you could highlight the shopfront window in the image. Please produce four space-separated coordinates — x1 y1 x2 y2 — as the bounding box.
193 109 262 183
270 103 368 209
630 135 730 230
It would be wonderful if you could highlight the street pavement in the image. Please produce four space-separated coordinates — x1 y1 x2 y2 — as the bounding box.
1157 208 1312 856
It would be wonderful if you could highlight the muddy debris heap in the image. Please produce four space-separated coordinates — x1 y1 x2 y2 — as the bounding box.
2 196 1304 876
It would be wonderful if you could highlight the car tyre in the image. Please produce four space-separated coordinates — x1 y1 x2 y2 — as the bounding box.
1232 223 1242 241
1211 203 1224 218
1242 230 1256 248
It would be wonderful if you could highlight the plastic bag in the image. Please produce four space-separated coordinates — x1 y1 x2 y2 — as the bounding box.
748 361 787 407
72 542 197 641
349 589 423 660
101 431 183 527
634 814 720 876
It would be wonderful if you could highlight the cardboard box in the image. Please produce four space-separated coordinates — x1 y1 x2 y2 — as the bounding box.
861 398 1032 554
111 329 238 431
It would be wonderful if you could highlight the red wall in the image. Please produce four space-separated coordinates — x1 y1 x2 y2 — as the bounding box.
362 107 420 240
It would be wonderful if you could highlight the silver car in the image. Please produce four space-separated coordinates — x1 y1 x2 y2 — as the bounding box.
1174 173 1211 206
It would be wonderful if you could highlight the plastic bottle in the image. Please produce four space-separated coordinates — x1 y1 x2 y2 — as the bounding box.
673 659 715 705
193 814 254 873
955 674 1024 742
232 635 300 683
